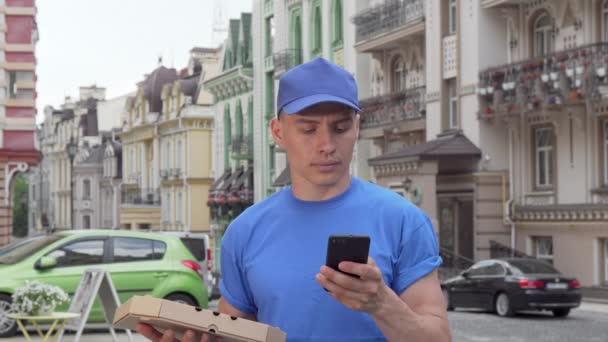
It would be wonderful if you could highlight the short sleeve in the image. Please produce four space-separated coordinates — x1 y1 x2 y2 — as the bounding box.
219 223 257 314
391 210 443 295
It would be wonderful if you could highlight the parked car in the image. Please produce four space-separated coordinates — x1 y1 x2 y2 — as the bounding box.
154 231 219 299
0 230 208 337
441 258 581 317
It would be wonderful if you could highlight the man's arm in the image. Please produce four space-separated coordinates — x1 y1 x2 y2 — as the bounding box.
316 258 451 342
218 297 257 321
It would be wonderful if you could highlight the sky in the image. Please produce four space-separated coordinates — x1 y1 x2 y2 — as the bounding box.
35 0 252 123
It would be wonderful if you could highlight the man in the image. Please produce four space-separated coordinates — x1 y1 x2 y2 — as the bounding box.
138 58 451 342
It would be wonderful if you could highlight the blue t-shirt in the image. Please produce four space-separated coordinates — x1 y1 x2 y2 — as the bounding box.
220 177 442 342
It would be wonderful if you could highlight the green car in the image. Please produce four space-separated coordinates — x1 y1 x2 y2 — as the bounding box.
0 229 209 337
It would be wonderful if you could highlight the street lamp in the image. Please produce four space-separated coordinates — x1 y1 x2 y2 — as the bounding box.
66 140 78 229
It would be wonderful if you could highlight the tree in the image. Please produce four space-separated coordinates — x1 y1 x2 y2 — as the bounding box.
12 175 28 238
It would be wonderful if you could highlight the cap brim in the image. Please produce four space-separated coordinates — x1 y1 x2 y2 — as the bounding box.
280 94 361 115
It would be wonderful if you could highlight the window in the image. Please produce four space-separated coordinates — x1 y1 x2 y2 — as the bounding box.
32 185 36 200
265 16 275 57
449 78 458 128
332 0 343 46
112 237 166 262
534 13 553 57
47 239 105 267
8 71 17 99
604 121 608 185
535 127 554 189
486 263 506 276
392 56 406 92
224 104 232 167
177 140 182 171
83 179 91 199
165 142 171 170
83 215 90 229
603 1 608 41
448 0 457 34
467 261 492 277
177 192 183 224
535 237 553 264
310 1 322 56
605 239 608 284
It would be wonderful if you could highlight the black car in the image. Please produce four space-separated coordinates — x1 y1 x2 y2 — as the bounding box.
441 258 581 317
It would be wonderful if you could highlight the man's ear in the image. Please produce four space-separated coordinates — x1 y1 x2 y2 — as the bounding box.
270 117 284 148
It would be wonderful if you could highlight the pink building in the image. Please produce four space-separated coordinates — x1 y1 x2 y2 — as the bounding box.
0 0 40 245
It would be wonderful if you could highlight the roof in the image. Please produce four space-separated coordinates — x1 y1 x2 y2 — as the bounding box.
82 145 104 164
190 47 219 54
368 131 481 164
142 65 178 113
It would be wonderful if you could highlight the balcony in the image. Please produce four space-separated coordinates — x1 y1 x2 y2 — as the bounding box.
231 135 253 160
170 168 182 179
359 87 426 138
481 0 520 9
478 43 608 120
160 169 169 180
121 188 161 206
273 49 302 77
352 0 424 53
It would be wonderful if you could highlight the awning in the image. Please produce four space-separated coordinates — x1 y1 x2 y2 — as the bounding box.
220 166 244 191
209 169 232 192
368 131 481 164
232 167 253 190
272 166 291 187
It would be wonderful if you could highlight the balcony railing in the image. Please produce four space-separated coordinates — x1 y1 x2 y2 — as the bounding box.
478 43 608 119
231 135 253 160
273 49 302 76
121 188 161 206
352 0 424 44
359 87 426 130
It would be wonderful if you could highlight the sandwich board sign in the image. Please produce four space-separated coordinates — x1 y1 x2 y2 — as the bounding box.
57 268 133 342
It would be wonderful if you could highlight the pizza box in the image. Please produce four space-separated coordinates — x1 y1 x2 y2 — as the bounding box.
113 295 286 342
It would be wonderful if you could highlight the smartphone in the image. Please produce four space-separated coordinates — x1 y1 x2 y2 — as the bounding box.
325 235 370 278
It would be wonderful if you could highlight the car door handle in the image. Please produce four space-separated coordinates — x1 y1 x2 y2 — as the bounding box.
153 272 168 278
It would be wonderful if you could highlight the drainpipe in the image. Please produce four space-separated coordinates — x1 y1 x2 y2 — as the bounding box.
507 125 516 256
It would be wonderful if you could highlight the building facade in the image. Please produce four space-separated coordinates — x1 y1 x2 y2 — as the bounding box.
43 86 104 230
476 0 608 287
72 143 104 229
101 133 122 229
0 0 40 245
205 13 255 276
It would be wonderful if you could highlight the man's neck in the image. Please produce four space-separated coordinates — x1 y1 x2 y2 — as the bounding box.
290 174 352 201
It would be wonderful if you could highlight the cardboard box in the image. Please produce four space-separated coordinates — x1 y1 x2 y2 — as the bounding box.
113 295 286 342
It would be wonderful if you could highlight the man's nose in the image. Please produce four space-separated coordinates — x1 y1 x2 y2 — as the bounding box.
316 125 337 155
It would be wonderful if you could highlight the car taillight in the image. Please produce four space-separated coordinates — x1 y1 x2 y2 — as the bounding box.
207 249 213 272
181 260 203 278
519 279 544 289
569 280 580 289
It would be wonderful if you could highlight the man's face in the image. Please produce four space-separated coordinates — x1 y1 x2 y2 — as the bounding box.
271 102 360 189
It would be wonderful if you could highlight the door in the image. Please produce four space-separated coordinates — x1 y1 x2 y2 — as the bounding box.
108 237 168 305
476 262 506 310
438 200 455 266
457 200 474 260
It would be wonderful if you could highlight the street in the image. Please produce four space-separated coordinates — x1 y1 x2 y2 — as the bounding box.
3 301 607 341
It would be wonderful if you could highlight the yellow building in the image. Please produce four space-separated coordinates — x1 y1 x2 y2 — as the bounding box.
119 49 220 231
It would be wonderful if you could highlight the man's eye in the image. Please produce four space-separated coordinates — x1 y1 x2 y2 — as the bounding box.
335 126 349 133
302 128 316 134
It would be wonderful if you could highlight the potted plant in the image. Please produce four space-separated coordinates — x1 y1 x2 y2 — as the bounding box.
11 280 69 316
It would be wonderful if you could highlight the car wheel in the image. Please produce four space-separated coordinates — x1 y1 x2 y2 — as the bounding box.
442 288 453 311
494 292 514 317
165 293 197 307
0 294 17 337
552 308 570 318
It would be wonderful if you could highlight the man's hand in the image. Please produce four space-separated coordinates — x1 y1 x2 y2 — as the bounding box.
315 256 390 314
136 323 221 342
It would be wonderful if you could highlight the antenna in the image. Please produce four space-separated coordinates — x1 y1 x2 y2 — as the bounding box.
212 0 228 46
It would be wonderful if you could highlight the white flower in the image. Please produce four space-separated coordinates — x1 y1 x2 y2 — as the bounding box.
11 280 69 315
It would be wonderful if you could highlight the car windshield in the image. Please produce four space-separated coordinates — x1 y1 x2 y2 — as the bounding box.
508 259 560 275
0 236 45 256
0 235 64 265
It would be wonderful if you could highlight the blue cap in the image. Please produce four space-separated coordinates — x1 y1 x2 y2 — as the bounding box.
277 57 361 115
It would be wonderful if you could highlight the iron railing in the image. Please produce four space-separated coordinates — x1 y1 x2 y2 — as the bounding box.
478 43 608 119
438 247 475 281
359 87 426 129
489 240 534 259
352 0 424 43
230 135 253 159
273 49 302 75
121 188 161 206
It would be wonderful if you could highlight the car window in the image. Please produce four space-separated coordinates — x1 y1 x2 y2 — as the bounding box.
508 259 560 275
179 238 205 261
468 266 490 277
47 239 105 267
0 235 64 264
113 237 166 262
486 263 505 276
